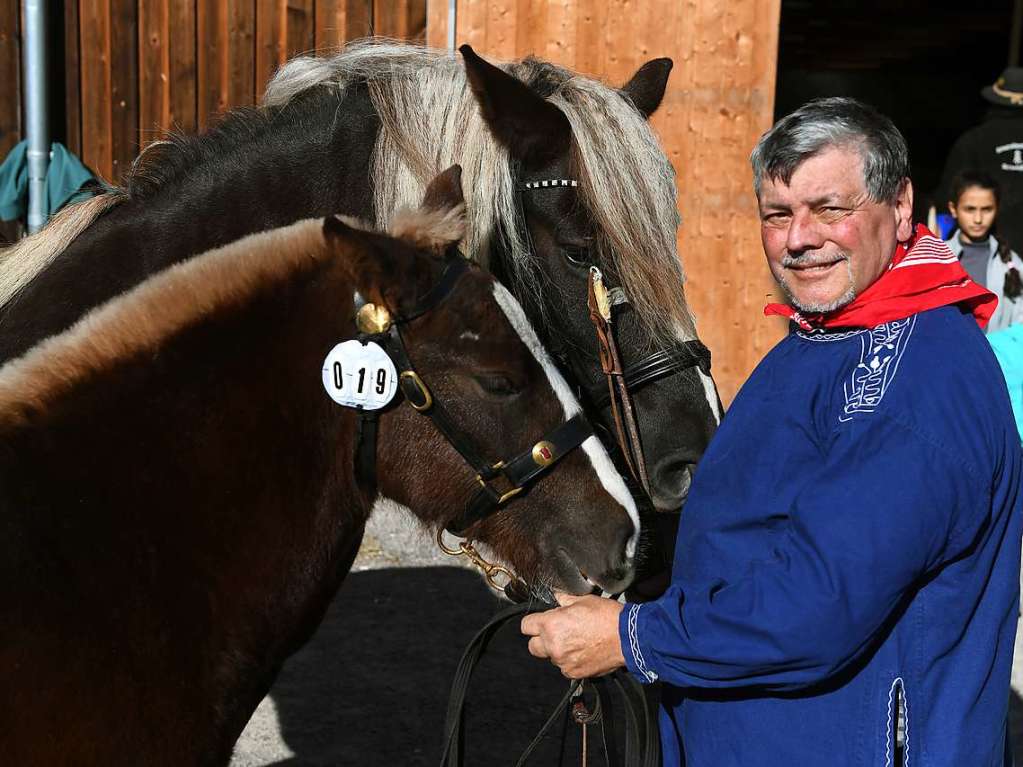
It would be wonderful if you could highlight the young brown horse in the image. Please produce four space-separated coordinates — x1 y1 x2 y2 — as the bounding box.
0 168 637 765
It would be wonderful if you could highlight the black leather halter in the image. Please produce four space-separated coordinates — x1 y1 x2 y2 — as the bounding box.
353 256 593 536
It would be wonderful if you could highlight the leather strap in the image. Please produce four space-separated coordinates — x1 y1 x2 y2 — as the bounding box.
588 270 650 494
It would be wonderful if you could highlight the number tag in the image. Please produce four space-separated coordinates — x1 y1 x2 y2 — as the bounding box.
321 340 398 410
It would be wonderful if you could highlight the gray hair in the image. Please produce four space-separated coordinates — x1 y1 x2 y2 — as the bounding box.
750 97 909 203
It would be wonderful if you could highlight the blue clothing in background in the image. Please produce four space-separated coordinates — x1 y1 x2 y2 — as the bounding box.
0 140 95 223
989 324 1023 442
620 305 1023 766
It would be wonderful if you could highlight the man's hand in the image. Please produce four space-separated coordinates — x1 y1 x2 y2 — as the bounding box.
520 592 626 678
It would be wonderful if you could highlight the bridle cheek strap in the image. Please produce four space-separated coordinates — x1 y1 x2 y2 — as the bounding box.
587 269 650 495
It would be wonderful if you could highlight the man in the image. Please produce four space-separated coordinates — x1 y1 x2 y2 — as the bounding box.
938 67 1023 250
522 97 1023 766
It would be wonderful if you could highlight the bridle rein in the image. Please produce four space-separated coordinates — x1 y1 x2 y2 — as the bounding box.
517 179 712 494
350 254 593 595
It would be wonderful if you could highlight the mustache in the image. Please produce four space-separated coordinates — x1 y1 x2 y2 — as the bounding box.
781 251 850 268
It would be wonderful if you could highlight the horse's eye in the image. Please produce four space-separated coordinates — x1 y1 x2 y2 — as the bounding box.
562 246 590 268
473 374 522 398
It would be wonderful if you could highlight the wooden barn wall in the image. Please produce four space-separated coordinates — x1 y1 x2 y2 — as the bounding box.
430 0 785 403
63 1 426 182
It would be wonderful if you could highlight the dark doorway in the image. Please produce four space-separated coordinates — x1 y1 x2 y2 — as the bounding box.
774 0 1017 218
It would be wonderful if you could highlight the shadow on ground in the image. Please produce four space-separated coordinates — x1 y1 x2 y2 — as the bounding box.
247 566 1023 765
257 567 592 767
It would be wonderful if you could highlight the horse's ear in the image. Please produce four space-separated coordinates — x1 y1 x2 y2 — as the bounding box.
389 165 466 253
422 164 464 212
619 58 673 119
323 215 391 305
460 44 570 169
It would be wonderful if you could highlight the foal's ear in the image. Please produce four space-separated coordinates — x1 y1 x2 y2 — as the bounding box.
323 215 390 302
389 164 466 253
619 58 673 119
460 44 570 168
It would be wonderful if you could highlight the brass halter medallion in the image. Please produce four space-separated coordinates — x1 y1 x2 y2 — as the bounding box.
356 303 392 335
531 440 557 467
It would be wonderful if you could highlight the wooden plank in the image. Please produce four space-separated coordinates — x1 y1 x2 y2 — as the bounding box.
64 0 81 157
109 0 139 183
227 0 256 109
198 0 255 130
256 0 285 96
80 0 112 181
315 0 372 50
373 0 425 40
455 0 487 51
287 0 315 57
0 0 21 157
169 0 197 132
425 0 449 49
139 0 169 145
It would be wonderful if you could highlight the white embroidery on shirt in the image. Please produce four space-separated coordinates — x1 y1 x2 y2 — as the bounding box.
840 317 916 422
627 603 657 682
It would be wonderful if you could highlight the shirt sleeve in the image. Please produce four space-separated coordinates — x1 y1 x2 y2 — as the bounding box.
618 412 989 690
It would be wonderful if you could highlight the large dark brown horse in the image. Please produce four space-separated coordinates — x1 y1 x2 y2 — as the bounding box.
0 42 718 521
0 169 638 765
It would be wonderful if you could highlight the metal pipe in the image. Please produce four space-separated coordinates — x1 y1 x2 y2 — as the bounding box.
22 0 49 234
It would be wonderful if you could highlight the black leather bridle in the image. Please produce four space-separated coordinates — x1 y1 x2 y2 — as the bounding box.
352 255 593 536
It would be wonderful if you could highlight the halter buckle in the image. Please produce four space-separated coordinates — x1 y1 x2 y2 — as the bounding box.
475 461 523 505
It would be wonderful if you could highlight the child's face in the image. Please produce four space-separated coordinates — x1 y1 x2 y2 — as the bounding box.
948 186 998 242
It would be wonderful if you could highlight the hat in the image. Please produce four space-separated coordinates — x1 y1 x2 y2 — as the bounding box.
982 67 1023 107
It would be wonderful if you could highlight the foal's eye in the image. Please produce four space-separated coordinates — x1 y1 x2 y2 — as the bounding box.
561 246 590 268
473 374 522 398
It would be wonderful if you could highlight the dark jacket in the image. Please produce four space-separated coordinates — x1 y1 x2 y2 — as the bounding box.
939 109 1023 251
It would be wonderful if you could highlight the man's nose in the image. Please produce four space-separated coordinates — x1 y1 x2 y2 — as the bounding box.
785 209 824 254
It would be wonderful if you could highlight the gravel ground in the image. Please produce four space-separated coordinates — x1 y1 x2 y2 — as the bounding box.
230 502 1023 765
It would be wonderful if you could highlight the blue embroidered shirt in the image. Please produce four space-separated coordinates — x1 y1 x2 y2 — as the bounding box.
620 305 1023 766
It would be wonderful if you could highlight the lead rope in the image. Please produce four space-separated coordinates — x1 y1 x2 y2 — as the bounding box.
587 268 651 495
438 599 658 767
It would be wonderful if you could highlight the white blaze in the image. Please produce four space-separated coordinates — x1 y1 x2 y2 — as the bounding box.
491 282 639 557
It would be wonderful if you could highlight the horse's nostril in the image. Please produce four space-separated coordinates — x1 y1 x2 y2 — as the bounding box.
649 454 697 508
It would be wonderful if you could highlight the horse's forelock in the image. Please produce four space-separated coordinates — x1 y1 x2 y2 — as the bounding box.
261 41 696 345
550 78 697 344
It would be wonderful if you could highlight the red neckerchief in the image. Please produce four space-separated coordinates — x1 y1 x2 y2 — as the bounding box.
764 224 997 331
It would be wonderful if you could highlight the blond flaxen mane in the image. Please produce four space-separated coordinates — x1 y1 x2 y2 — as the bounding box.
0 192 126 308
0 218 327 426
263 40 695 343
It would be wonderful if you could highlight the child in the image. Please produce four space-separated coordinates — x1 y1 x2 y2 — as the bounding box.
945 170 1023 333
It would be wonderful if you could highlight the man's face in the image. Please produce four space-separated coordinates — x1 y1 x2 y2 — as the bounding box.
757 145 914 313
948 186 997 243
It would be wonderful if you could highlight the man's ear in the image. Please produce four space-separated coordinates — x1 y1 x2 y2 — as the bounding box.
460 44 571 169
895 178 915 242
389 164 467 253
619 58 673 119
